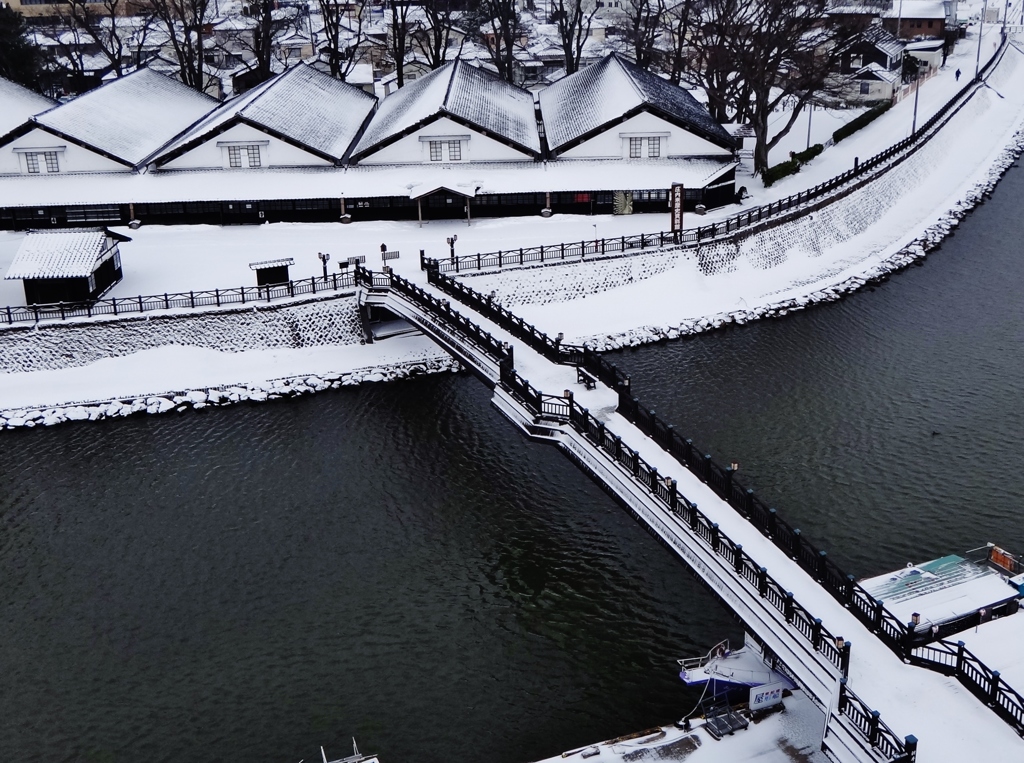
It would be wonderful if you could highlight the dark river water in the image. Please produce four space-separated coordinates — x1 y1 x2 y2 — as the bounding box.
1 165 1023 763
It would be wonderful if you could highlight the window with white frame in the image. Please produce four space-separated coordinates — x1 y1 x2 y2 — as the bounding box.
18 148 63 174
219 141 267 169
629 137 643 158
422 135 469 162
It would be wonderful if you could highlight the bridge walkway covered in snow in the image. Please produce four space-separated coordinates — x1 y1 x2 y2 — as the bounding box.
354 265 1024 762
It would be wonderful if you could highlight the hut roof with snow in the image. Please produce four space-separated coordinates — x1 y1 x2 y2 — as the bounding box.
152 64 378 169
539 54 735 157
350 59 542 163
5 228 129 280
0 77 55 139
7 68 217 169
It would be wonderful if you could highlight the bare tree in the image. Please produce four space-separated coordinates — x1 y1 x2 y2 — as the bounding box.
413 0 462 69
683 0 862 172
466 0 524 84
149 0 213 92
660 0 696 84
679 0 749 125
550 0 596 75
54 0 155 78
388 0 413 87
317 0 370 81
618 0 664 69
213 0 301 85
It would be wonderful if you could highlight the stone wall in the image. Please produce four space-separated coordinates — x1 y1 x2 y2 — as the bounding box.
0 293 364 374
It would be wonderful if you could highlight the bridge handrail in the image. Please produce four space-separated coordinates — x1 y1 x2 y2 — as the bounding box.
837 678 917 761
423 262 1024 738
911 639 1024 734
0 272 358 327
355 265 514 374
358 269 913 758
423 32 1008 277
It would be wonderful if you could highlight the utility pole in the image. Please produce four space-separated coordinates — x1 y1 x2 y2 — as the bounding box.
976 0 988 80
911 62 923 134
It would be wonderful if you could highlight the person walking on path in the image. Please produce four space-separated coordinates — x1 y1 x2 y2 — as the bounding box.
955 68 961 81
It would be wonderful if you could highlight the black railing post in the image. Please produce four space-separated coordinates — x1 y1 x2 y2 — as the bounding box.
903 735 918 763
215 288 220 307
841 640 852 678
767 508 778 536
956 640 966 674
812 618 822 650
817 550 828 581
669 480 678 511
112 297 118 315
873 599 884 632
792 528 802 560
649 466 659 493
990 670 1001 706
758 567 768 597
869 710 881 746
724 466 734 498
702 453 712 482
710 522 720 552
190 291 195 308
59 301 65 320
784 592 794 623
689 503 699 531
845 574 856 606
838 676 849 714
664 424 674 450
745 488 754 517
734 544 743 574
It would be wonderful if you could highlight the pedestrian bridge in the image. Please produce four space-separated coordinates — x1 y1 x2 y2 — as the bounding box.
355 264 1024 763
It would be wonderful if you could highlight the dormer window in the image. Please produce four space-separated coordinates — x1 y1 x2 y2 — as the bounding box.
421 134 469 163
15 147 65 174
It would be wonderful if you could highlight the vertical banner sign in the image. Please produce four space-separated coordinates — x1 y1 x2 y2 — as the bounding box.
671 184 684 232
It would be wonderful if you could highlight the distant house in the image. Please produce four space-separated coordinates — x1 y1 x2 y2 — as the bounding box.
836 24 906 102
0 77 55 139
5 227 129 304
881 0 953 39
539 54 735 161
0 68 217 175
150 64 377 171
349 59 542 164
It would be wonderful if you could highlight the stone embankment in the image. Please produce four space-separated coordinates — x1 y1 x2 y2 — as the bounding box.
0 356 461 429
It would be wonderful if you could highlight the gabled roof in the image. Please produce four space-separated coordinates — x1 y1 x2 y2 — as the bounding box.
852 24 906 59
539 53 734 154
25 68 217 168
350 59 541 160
0 77 55 139
5 228 130 280
855 62 902 85
152 64 377 166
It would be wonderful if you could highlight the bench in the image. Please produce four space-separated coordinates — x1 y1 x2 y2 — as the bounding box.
577 366 598 390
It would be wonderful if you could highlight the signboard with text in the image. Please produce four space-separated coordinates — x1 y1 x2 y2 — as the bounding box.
671 184 684 231
749 681 786 712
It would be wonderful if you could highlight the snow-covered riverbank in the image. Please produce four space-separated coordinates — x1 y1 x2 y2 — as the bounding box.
1 35 1021 428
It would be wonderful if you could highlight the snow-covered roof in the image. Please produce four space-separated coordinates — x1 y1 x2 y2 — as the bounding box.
881 0 948 19
5 228 127 280
539 54 734 154
0 77 55 139
152 64 377 166
856 24 906 58
27 68 217 167
855 63 902 85
350 59 541 160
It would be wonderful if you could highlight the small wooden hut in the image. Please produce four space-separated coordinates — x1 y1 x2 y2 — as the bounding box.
5 228 129 304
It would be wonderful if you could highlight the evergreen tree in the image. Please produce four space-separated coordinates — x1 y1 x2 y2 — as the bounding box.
0 5 44 91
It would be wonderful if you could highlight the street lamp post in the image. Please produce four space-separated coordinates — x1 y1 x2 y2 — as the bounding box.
806 103 813 151
911 61 925 134
976 0 988 80
447 235 458 261
317 251 330 278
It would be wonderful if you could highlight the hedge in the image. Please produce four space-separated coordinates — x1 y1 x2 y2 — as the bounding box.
762 159 801 187
833 103 892 144
793 143 824 163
